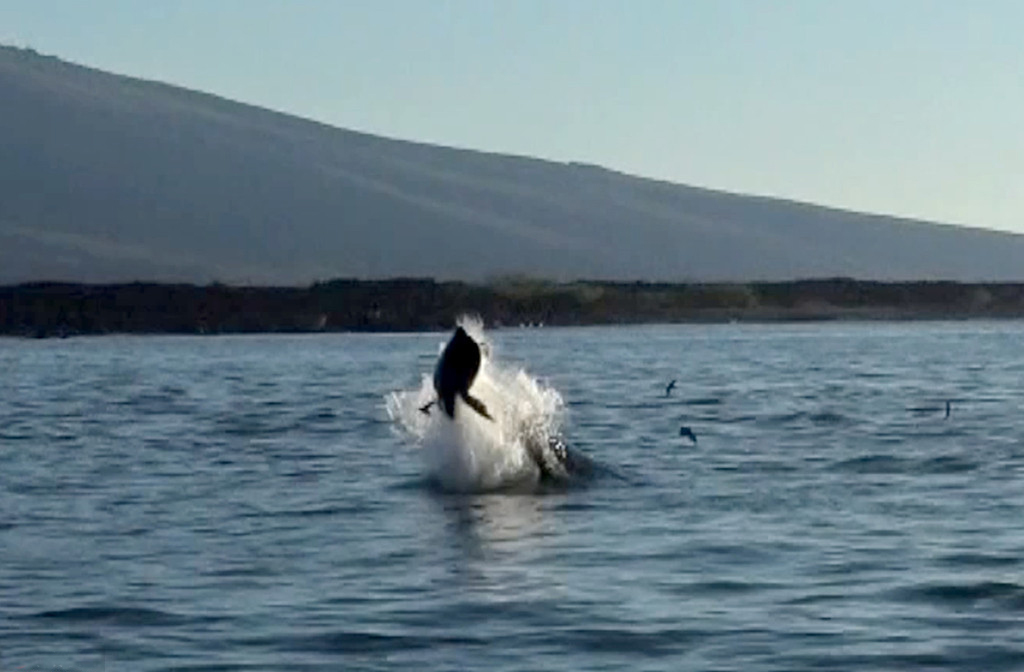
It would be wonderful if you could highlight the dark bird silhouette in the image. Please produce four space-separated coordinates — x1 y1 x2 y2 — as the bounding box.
665 379 677 397
679 426 697 443
944 400 951 419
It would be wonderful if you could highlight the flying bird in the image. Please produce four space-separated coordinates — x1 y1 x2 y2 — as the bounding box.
679 425 697 443
665 379 677 397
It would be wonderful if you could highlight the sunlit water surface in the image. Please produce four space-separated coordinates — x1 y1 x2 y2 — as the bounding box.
2 322 1024 671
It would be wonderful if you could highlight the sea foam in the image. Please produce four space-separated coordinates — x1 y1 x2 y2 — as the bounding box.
386 317 565 492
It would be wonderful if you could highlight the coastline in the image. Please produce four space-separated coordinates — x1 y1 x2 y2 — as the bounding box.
3 278 1024 337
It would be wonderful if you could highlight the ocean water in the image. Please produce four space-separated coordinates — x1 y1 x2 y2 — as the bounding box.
2 321 1024 671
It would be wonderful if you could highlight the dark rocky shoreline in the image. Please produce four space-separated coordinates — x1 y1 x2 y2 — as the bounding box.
3 278 1024 337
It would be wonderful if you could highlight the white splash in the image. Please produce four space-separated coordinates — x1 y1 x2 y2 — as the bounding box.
386 316 566 492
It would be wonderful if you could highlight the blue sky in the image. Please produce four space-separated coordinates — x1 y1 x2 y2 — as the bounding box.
3 0 1022 233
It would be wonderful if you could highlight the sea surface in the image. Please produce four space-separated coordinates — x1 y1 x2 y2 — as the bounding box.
2 321 1024 671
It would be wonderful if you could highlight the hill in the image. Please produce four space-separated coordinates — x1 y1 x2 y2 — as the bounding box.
3 44 1024 284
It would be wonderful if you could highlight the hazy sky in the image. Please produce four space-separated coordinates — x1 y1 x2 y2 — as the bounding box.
3 1 1022 233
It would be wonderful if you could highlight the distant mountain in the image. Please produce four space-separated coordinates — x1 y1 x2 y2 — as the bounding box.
3 44 1024 285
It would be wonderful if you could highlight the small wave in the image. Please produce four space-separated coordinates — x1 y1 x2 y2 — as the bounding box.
833 453 979 476
807 411 851 425
556 626 702 656
152 664 258 671
298 408 337 422
893 580 1024 610
213 414 292 437
760 410 853 427
760 411 805 425
605 400 672 410
28 606 199 627
833 454 913 474
113 389 196 416
919 454 979 474
683 396 723 406
0 430 34 441
242 629 484 654
678 579 781 596
719 413 758 424
238 503 375 519
783 591 848 606
784 650 1004 671
936 552 1021 569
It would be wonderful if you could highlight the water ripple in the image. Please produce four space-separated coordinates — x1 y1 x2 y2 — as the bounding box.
4 324 1024 671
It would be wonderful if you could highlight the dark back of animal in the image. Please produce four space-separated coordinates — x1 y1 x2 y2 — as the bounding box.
434 327 482 418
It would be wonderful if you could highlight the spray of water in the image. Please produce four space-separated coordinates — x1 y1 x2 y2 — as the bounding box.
386 317 566 492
